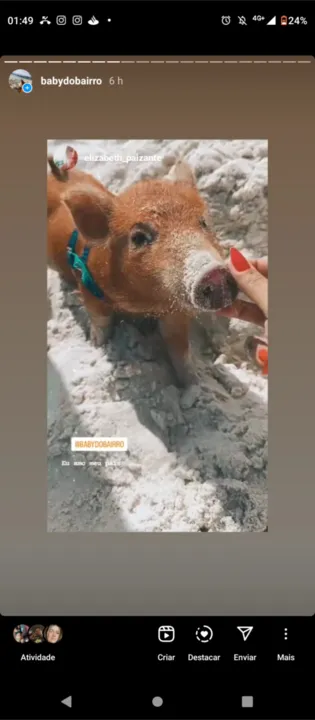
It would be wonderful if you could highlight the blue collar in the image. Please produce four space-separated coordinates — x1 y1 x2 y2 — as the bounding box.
67 230 105 299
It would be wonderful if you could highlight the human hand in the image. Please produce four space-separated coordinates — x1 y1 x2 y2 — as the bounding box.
216 248 268 375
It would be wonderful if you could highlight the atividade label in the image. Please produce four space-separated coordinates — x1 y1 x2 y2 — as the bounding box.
20 653 56 661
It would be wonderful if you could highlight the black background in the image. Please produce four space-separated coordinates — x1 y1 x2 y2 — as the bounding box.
1 615 314 718
1 2 314 55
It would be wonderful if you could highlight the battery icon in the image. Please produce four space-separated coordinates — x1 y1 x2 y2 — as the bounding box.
281 15 288 25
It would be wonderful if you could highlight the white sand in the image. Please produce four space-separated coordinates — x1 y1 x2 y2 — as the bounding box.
47 139 268 532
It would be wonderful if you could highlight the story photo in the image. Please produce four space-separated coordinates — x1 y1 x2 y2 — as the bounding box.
47 139 268 533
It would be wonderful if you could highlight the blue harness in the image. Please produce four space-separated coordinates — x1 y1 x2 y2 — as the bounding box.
67 230 105 299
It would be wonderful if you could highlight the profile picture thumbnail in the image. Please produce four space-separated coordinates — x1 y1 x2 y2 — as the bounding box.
44 624 63 643
13 624 30 643
53 144 78 172
8 69 33 94
28 624 45 643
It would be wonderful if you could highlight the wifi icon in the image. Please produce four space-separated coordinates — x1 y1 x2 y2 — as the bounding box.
88 16 99 25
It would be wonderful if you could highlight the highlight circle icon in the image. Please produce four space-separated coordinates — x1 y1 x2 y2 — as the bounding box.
195 625 213 642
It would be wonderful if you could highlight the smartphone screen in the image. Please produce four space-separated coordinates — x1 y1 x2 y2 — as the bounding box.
1 2 314 718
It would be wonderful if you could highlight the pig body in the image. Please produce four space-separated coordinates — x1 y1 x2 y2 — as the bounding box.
47 157 238 386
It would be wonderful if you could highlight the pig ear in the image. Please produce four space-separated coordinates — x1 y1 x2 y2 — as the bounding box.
166 159 196 186
62 185 115 242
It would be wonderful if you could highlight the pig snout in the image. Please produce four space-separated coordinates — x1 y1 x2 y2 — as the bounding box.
184 251 238 311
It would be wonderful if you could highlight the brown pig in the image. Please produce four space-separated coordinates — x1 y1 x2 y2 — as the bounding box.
47 156 238 386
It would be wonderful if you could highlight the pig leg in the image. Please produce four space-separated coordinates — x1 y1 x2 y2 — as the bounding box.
159 313 198 387
79 285 113 347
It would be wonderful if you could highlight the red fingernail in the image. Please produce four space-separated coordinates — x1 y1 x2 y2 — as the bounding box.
257 346 268 365
257 346 268 375
230 247 251 272
261 360 268 376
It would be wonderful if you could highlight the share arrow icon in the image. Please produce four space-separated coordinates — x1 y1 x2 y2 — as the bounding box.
237 626 253 641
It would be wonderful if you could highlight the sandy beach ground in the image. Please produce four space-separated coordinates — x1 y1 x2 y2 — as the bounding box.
47 139 268 532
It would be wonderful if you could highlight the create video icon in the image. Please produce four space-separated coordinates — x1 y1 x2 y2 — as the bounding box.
158 625 175 642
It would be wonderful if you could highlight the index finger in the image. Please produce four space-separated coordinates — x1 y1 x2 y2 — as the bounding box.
227 259 268 318
216 299 266 326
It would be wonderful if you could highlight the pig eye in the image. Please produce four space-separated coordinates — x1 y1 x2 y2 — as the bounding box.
130 223 157 248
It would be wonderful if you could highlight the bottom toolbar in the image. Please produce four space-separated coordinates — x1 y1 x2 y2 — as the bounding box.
0 615 313 718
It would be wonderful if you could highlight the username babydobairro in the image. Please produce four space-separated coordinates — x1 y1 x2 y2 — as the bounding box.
41 76 103 87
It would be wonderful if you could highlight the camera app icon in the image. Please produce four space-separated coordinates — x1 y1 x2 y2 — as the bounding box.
56 15 67 25
72 15 83 25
